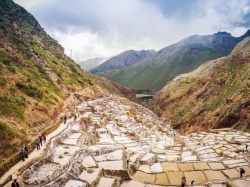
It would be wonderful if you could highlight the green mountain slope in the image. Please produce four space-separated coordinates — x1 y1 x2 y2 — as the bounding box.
90 49 155 74
101 31 250 92
0 0 136 164
149 37 250 133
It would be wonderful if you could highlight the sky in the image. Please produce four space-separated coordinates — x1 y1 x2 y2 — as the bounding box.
14 0 250 62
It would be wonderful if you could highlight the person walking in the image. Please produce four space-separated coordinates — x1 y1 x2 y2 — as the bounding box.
246 144 248 152
240 168 245 178
126 159 130 169
11 179 19 187
39 135 43 146
20 147 25 161
42 132 46 143
191 180 195 186
35 138 40 150
64 116 67 124
181 176 186 187
24 145 28 158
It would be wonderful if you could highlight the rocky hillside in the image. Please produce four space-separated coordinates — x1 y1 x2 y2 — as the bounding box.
78 56 111 71
90 49 155 74
149 37 250 133
0 0 136 162
103 31 250 93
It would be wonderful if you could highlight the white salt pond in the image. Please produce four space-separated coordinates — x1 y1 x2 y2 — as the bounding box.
79 169 101 184
97 177 115 187
63 180 87 187
94 150 123 161
82 155 97 168
98 160 123 170
53 145 80 165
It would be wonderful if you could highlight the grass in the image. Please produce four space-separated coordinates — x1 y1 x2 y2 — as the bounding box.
0 121 19 141
0 93 26 119
16 82 43 99
31 42 91 89
0 76 6 86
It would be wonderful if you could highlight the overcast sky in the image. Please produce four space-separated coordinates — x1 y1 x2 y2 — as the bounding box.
14 0 250 62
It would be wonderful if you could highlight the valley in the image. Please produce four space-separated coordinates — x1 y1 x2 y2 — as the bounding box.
0 0 250 187
92 31 250 93
1 95 250 187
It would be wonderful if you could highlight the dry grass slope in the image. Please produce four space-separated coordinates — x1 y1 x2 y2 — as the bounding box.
149 37 250 133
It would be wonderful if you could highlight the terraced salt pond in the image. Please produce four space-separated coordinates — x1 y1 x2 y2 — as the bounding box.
4 95 250 187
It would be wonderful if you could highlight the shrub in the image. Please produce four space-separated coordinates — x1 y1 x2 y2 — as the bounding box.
0 94 25 119
2 58 11 66
0 122 19 140
16 82 43 99
0 77 6 86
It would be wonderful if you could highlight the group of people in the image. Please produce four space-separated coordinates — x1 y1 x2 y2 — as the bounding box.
21 133 47 160
35 132 46 150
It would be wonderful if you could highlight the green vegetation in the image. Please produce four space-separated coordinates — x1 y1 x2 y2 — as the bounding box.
0 48 19 74
0 122 19 141
91 49 155 73
16 82 43 99
0 93 26 119
0 77 6 86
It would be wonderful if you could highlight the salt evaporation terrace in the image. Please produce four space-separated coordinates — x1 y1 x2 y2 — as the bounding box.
6 95 250 187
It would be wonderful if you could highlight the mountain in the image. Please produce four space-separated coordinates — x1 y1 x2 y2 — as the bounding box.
78 56 111 71
90 49 155 74
149 37 250 133
100 31 250 93
0 0 136 166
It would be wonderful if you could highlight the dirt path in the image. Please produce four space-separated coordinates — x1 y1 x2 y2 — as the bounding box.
0 119 73 186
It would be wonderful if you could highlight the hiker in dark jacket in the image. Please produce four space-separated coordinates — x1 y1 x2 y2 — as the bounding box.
42 132 46 142
64 116 67 124
11 179 19 187
39 135 43 146
35 138 40 150
181 176 186 187
20 147 25 161
24 145 28 158
240 168 245 178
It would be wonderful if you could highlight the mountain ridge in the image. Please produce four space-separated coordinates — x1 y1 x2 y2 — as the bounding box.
90 49 155 74
98 30 250 92
149 37 250 133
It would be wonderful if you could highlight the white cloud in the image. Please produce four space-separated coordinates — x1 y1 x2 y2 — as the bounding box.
14 0 250 62
14 0 49 9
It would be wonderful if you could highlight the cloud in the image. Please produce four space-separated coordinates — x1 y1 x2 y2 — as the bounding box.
14 0 44 9
14 0 250 62
189 0 250 35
